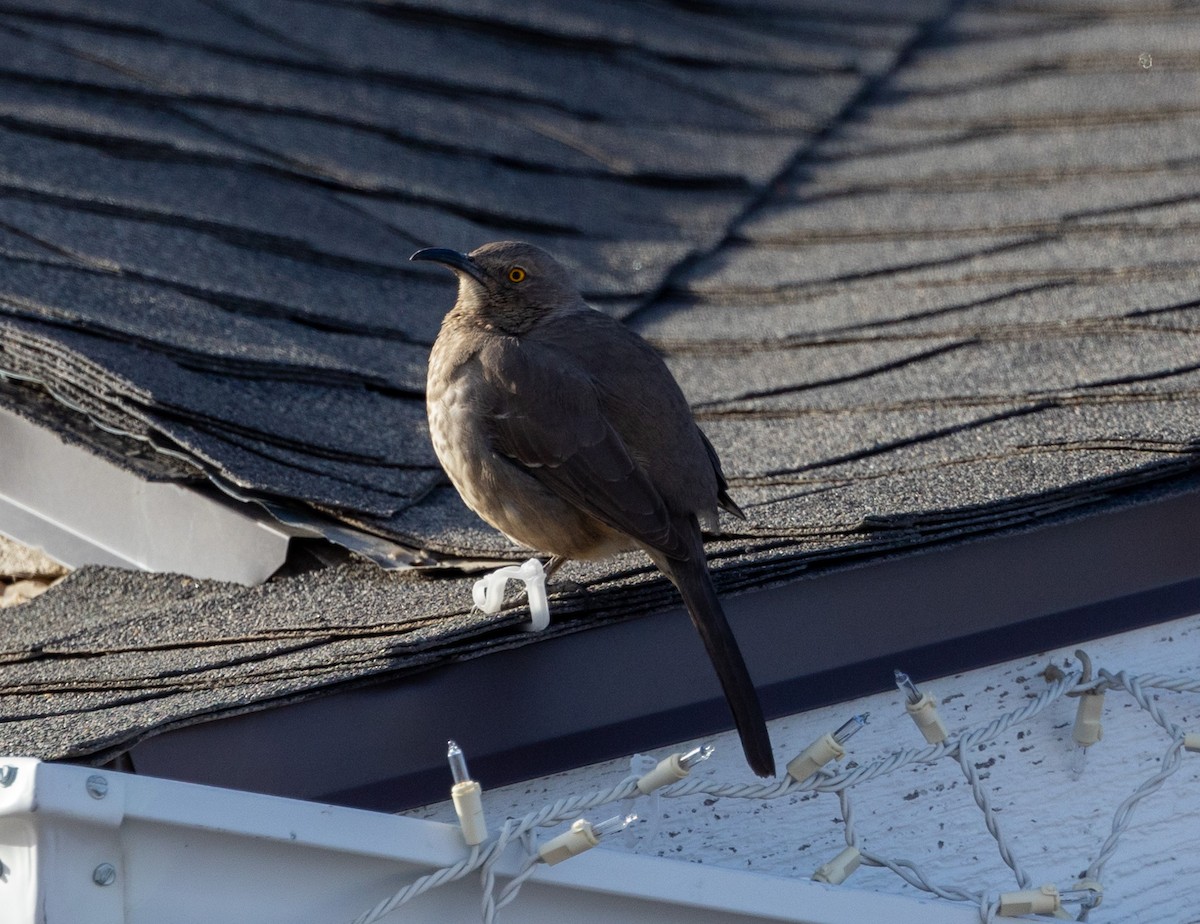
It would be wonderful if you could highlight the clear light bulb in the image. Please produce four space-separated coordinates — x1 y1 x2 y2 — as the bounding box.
592 813 638 839
1060 885 1101 909
679 744 714 770
447 739 471 784
894 669 923 706
833 713 869 745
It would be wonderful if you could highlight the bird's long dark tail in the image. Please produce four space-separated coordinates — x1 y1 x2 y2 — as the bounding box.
651 544 775 778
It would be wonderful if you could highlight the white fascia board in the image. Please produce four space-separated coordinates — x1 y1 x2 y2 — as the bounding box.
0 758 978 924
0 406 291 585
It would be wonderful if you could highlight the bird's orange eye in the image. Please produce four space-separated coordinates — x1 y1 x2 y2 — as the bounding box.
508 267 526 283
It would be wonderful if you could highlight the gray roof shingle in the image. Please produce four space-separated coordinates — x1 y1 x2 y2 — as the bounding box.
2 0 1199 766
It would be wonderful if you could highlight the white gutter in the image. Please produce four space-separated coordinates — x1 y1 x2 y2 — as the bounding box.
0 758 979 924
0 406 292 585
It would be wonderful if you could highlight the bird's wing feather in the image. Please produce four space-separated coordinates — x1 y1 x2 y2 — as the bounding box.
697 428 746 520
479 337 686 558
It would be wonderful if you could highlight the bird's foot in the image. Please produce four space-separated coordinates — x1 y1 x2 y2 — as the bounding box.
545 578 586 596
541 555 586 596
514 579 585 607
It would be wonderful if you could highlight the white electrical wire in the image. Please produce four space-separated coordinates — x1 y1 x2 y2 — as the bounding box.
345 659 1197 924
349 844 481 924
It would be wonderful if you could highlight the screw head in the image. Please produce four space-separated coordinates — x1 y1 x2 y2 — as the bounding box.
92 863 117 886
86 775 108 799
0 765 17 787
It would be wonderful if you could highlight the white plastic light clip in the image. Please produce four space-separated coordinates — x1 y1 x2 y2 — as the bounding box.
472 558 550 631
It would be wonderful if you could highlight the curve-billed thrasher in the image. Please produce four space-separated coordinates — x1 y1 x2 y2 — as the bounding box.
413 241 775 778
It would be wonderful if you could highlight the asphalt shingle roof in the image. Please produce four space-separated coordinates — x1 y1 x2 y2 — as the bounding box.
3 0 1199 763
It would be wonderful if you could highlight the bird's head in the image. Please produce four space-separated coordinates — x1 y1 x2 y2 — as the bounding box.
411 241 583 334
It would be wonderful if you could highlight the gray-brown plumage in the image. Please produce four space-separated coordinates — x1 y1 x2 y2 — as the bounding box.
413 241 775 778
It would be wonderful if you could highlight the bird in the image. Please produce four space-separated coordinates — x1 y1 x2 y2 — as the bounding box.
412 240 775 778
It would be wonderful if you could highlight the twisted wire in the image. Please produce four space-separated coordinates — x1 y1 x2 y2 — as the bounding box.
344 660 1197 924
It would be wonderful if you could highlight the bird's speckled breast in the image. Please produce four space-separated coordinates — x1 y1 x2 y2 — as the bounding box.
426 345 630 560
426 348 493 523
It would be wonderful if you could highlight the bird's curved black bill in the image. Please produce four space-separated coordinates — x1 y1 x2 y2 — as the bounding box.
410 247 487 284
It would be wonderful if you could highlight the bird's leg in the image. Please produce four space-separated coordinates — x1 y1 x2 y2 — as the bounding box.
505 556 581 611
542 555 586 595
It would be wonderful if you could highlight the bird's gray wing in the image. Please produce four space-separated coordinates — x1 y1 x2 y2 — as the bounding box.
479 337 687 559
